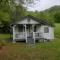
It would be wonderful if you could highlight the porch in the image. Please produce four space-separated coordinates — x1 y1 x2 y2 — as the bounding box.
15 32 42 39
13 24 43 43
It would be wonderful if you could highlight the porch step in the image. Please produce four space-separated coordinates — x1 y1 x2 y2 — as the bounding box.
27 38 34 44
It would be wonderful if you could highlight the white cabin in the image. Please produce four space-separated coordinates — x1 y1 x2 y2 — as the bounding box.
12 15 54 43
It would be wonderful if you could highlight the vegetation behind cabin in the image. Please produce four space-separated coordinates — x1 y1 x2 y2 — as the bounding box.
0 0 60 33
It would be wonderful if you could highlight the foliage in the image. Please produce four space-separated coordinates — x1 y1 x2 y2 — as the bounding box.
54 12 60 23
0 0 60 33
0 0 26 33
13 5 26 21
0 38 60 60
27 5 60 23
40 5 60 23
54 23 60 38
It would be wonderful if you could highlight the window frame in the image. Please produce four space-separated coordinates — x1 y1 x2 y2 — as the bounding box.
44 26 49 33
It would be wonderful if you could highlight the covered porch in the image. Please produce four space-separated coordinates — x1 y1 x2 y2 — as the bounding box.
13 24 42 43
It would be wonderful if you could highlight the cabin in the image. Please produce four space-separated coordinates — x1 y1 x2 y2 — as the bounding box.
11 15 54 43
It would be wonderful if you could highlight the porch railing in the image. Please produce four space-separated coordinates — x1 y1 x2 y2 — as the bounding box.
15 32 43 39
33 32 43 39
15 32 26 38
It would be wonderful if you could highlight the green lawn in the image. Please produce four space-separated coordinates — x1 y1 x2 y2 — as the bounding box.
0 23 60 60
54 23 60 38
0 34 10 40
0 39 60 60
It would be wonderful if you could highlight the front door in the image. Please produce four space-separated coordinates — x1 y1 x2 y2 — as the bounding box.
26 25 34 44
26 25 30 37
26 25 33 38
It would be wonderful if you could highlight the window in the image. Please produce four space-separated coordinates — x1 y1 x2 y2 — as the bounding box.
44 27 49 33
18 25 24 32
34 26 36 32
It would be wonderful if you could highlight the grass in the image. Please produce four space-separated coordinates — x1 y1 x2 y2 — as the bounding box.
54 23 60 38
0 39 60 60
0 34 10 40
0 23 60 60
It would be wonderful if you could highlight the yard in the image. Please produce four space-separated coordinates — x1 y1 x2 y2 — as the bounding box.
0 23 60 60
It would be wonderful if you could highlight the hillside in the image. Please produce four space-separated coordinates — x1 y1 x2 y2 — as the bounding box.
40 5 60 23
42 5 60 13
27 5 60 23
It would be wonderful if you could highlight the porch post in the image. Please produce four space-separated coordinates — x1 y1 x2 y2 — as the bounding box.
25 24 27 43
32 25 35 44
13 25 16 43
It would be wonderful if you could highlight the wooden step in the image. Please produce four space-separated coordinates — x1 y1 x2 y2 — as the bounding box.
27 38 34 44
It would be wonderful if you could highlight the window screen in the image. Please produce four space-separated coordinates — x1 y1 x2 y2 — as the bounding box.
44 27 49 33
18 25 24 32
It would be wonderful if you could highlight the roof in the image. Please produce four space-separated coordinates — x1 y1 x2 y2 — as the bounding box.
11 15 54 27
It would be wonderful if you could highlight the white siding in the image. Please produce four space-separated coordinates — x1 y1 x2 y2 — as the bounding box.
37 25 54 40
13 25 16 42
17 19 27 24
13 24 54 41
17 18 39 24
29 19 39 24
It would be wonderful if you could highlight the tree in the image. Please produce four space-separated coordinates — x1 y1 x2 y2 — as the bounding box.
54 12 60 23
0 0 26 33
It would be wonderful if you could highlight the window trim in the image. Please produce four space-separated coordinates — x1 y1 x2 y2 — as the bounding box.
44 27 49 33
